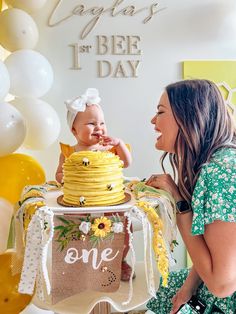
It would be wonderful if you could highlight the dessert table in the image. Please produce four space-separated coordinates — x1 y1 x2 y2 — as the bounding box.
15 182 177 314
16 189 160 314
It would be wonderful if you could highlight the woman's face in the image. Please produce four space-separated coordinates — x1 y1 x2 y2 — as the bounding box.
151 91 179 153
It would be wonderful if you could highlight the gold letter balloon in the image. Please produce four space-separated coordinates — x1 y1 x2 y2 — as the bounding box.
0 153 45 204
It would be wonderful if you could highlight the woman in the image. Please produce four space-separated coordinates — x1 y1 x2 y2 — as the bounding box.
146 79 236 314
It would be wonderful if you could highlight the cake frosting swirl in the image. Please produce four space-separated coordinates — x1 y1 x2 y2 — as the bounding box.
62 151 125 206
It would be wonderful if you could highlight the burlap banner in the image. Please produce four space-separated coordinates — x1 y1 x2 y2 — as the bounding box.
52 214 125 304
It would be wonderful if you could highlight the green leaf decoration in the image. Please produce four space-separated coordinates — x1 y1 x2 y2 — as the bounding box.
54 225 65 230
110 214 121 223
57 217 70 225
90 235 100 247
55 215 122 250
103 232 114 242
55 217 82 251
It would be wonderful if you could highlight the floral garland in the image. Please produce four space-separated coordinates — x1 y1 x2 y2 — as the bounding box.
54 214 124 251
136 201 169 287
16 182 61 232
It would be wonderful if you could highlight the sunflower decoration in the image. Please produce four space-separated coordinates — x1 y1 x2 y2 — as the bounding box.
23 201 45 231
55 215 122 250
18 186 46 231
91 217 112 238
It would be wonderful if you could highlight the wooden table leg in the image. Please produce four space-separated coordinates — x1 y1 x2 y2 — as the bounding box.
90 302 111 314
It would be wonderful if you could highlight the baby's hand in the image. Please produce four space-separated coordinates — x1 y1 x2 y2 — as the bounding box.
100 136 120 147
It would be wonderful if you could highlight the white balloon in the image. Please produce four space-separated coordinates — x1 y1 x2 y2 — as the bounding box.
5 0 47 14
0 101 26 156
0 61 10 100
0 8 39 52
5 50 54 98
11 98 61 150
0 198 13 254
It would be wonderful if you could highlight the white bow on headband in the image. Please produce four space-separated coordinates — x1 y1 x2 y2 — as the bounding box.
65 88 101 130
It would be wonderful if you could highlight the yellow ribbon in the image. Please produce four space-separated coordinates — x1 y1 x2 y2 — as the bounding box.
136 201 169 286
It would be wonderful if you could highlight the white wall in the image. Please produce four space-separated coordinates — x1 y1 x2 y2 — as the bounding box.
18 0 236 270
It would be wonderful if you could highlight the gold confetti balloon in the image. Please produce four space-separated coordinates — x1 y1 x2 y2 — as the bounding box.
0 153 45 205
0 251 32 314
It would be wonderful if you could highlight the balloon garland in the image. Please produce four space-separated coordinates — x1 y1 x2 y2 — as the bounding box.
0 2 53 313
0 1 60 152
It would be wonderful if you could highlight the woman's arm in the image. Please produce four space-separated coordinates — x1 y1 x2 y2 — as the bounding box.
170 266 202 314
146 174 236 298
177 214 236 297
184 266 202 293
55 153 65 183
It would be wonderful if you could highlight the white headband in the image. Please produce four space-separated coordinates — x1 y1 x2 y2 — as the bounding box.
65 88 101 130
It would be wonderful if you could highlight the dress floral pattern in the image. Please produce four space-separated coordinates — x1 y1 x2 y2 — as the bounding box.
147 148 236 314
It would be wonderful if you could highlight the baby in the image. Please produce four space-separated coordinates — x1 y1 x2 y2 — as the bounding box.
56 88 133 281
56 88 132 183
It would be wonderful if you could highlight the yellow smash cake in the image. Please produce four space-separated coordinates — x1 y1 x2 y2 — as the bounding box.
62 150 125 206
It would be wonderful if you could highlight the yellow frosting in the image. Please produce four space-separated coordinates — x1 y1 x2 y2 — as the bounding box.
62 151 125 206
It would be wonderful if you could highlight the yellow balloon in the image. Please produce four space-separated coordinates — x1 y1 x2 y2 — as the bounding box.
0 251 32 314
0 153 45 204
0 1 2 11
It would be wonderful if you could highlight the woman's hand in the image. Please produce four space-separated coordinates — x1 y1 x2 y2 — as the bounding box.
146 174 182 202
170 267 202 313
170 285 193 314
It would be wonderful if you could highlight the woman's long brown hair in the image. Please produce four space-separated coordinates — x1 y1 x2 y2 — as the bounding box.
162 79 236 202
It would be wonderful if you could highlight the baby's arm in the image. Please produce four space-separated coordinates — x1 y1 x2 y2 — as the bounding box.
102 136 132 168
55 153 65 183
113 139 132 168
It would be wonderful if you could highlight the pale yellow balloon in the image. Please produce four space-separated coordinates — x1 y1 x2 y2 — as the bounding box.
0 153 45 204
0 198 13 253
0 8 39 52
0 251 32 314
4 0 47 13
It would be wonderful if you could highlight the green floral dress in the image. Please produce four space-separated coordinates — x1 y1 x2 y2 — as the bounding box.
147 147 236 314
